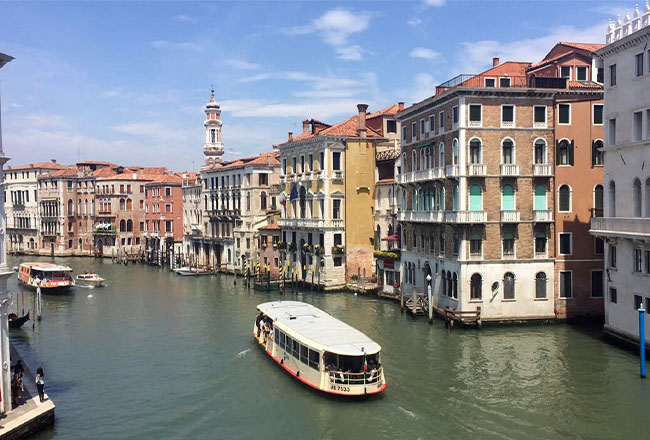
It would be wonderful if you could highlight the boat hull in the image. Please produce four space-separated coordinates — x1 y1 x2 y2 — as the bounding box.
19 280 73 294
253 331 386 396
76 279 105 288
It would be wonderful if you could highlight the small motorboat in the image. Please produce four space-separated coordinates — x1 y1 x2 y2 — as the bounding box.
9 312 29 329
175 267 213 276
12 266 18 272
75 272 106 287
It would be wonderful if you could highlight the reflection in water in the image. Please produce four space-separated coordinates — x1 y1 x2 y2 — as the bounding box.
6 257 647 440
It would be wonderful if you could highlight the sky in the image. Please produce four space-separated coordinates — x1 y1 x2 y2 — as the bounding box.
0 0 632 171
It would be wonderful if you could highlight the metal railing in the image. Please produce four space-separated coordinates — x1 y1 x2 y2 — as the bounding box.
446 211 487 223
436 74 567 94
327 368 383 385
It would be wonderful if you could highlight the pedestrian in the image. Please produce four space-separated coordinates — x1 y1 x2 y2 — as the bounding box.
35 367 45 402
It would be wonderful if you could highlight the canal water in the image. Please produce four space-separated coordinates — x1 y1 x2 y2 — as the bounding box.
6 257 647 440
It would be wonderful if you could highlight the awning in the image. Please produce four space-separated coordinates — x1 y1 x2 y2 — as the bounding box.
381 234 400 241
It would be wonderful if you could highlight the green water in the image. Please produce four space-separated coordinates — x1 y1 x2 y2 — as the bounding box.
7 257 647 440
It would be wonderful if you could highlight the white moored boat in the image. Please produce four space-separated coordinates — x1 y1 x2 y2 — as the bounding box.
174 267 212 276
254 301 386 396
75 273 106 287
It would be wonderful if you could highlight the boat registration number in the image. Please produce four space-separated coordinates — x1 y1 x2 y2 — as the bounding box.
331 385 350 392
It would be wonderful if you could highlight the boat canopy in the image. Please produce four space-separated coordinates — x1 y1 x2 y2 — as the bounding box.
257 301 381 356
30 264 73 272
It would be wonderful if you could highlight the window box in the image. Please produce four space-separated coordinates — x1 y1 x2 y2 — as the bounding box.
332 245 345 255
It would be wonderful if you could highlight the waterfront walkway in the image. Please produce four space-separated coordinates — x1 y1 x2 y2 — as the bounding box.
0 345 54 439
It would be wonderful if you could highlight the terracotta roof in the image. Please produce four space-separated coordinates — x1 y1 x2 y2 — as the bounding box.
92 167 118 178
376 178 396 184
560 42 606 52
567 80 603 89
76 160 120 168
7 162 67 171
259 223 281 231
208 151 280 171
40 166 86 179
477 61 531 77
97 172 158 181
146 174 182 185
367 103 402 119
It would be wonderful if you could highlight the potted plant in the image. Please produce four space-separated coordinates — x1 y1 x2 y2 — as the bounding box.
332 244 345 255
277 241 287 250
287 242 296 252
313 244 324 255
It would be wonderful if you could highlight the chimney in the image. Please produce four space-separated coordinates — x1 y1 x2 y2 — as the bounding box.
398 102 404 111
357 103 369 138
51 159 56 163
272 144 279 151
288 132 293 142
302 120 310 134
492 57 500 67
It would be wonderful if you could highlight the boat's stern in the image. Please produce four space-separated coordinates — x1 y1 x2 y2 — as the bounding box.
325 367 386 396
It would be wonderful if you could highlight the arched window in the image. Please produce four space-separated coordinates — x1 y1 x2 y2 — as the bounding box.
119 198 126 211
534 184 547 210
469 185 482 211
432 187 438 211
470 273 482 300
402 153 407 171
594 184 604 217
84 199 88 215
469 139 481 164
558 185 571 212
374 225 381 251
261 191 268 211
127 219 133 232
67 199 73 215
452 184 459 211
504 272 515 299
452 272 458 299
609 181 616 217
452 139 459 165
412 150 417 172
441 271 447 296
77 200 81 215
535 272 547 299
439 143 445 167
557 139 573 165
502 184 515 211
119 219 126 232
534 139 547 164
447 271 453 297
126 199 133 210
592 140 604 166
633 178 642 217
440 187 446 211
502 139 514 164
246 192 251 210
420 149 426 170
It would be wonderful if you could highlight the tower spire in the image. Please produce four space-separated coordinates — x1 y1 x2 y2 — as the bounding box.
202 88 224 170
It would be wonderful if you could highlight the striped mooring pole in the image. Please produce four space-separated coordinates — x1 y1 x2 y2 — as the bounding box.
640 303 646 378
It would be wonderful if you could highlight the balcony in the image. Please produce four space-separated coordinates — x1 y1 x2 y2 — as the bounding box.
501 210 520 222
500 164 519 176
590 217 650 239
433 167 445 179
398 172 414 184
445 164 459 178
397 211 444 223
533 210 553 222
414 169 435 182
468 164 486 176
332 170 344 182
533 163 552 176
445 210 487 223
93 225 116 236
278 218 344 229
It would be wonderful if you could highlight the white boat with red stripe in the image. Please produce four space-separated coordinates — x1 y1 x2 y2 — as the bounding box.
254 301 386 396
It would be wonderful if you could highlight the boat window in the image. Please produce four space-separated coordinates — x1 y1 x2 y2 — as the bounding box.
308 349 320 370
285 335 292 352
292 339 300 359
300 345 309 365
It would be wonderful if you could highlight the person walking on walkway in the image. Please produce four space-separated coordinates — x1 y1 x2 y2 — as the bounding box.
35 367 45 402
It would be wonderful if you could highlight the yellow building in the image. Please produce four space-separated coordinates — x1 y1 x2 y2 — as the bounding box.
277 104 401 289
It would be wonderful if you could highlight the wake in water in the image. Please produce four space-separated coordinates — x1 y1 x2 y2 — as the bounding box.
236 348 251 359
398 406 417 419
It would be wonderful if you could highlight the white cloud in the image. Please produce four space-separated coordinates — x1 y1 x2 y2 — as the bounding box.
112 121 193 143
224 59 260 70
174 14 197 23
151 40 201 51
281 8 371 60
220 98 361 119
409 47 441 61
407 18 423 27
424 0 446 7
455 23 606 74
409 73 438 104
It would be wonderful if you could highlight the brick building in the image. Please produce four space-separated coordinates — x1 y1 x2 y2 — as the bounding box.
144 174 184 265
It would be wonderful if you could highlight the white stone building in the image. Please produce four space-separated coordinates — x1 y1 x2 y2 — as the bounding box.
5 161 65 253
592 4 650 346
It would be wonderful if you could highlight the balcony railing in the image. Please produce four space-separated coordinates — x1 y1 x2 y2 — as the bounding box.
590 217 650 238
435 74 568 95
501 210 520 222
397 211 444 223
468 164 486 176
533 210 553 222
445 164 459 178
433 166 445 179
533 163 552 176
445 210 487 223
278 218 344 229
500 164 519 176
332 170 344 181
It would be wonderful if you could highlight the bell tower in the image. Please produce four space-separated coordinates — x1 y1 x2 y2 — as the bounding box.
202 89 224 169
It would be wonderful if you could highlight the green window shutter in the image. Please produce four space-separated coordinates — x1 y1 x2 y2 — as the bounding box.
569 140 575 165
556 140 561 164
534 185 547 210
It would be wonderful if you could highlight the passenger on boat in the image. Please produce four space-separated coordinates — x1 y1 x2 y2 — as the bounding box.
255 312 264 337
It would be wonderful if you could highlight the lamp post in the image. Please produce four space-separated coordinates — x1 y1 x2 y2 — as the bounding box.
427 273 433 324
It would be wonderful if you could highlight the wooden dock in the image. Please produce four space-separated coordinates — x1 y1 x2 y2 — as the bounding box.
444 307 482 329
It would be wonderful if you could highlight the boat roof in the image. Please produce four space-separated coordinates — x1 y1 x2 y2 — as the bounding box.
257 301 381 356
21 262 72 272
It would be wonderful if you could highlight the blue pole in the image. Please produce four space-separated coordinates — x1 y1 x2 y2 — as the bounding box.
639 303 646 378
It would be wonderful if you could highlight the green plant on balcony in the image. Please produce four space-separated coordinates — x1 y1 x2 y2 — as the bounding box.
313 244 324 255
277 241 287 250
332 244 345 255
373 250 401 260
303 243 313 253
287 242 296 252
